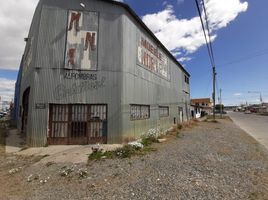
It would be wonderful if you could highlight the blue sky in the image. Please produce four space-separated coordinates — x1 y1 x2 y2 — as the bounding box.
0 0 267 106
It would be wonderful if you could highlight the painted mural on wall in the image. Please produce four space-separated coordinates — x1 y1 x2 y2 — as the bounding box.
137 33 170 79
65 10 98 70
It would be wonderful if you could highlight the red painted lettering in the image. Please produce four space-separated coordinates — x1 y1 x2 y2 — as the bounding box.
85 32 96 51
67 48 75 66
68 12 81 31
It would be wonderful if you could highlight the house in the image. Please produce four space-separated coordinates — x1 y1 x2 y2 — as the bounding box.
190 98 213 117
14 0 191 146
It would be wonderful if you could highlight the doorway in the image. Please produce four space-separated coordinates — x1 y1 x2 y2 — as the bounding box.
21 87 30 137
48 104 107 145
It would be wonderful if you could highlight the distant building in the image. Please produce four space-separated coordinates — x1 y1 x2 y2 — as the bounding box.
14 0 191 146
190 98 213 118
191 98 213 107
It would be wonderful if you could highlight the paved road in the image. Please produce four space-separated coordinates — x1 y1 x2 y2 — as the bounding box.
228 111 268 149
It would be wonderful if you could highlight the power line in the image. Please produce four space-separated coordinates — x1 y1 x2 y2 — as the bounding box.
218 49 268 67
201 0 215 66
195 0 217 119
194 0 214 67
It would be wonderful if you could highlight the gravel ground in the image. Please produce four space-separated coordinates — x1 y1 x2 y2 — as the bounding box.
1 118 268 200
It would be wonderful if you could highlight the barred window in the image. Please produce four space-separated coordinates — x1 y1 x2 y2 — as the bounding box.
130 104 150 120
159 106 169 117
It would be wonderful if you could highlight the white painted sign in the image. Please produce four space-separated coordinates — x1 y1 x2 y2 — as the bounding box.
65 11 98 70
137 34 169 79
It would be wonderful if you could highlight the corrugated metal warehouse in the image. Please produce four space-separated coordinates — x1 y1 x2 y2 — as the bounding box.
15 0 191 146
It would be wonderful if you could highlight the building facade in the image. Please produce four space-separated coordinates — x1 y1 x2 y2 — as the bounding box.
15 0 191 146
191 98 212 117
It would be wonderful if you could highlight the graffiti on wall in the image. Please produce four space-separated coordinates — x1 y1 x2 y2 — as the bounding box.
65 11 98 70
137 33 170 79
64 71 97 80
53 76 106 100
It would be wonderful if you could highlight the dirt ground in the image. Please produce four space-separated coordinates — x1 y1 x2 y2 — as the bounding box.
1 119 268 200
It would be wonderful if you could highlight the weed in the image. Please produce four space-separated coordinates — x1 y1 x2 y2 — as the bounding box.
88 150 106 160
177 123 183 130
114 145 136 158
88 144 157 162
141 137 155 147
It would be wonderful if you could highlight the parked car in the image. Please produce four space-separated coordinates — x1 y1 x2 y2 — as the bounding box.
244 110 251 114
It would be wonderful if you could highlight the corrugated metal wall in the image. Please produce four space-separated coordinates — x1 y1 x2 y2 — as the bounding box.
13 56 23 124
120 11 191 141
19 0 190 146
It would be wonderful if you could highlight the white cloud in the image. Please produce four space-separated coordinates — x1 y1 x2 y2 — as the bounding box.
177 0 184 5
204 0 248 30
113 0 124 2
0 0 39 70
142 0 248 62
233 93 242 96
172 51 182 57
177 57 192 62
0 78 16 102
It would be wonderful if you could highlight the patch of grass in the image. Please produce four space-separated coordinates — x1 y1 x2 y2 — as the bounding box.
141 136 157 147
88 150 111 160
114 145 136 158
88 144 157 162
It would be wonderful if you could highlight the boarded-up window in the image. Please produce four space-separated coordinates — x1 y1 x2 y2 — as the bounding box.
130 105 150 120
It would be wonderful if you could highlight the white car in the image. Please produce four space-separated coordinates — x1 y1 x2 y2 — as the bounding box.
244 110 251 114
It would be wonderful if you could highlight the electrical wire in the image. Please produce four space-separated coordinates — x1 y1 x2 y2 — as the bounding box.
195 0 219 110
201 0 215 67
218 49 268 67
194 0 215 68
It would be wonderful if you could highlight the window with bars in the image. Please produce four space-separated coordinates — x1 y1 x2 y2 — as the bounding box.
130 104 150 120
159 106 169 117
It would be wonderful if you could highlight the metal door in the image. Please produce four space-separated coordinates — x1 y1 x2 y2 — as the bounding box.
48 104 107 145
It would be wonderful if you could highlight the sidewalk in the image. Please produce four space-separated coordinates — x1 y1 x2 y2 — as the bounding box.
5 129 122 163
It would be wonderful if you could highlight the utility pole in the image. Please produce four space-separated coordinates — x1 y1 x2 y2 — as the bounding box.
213 66 216 120
248 91 262 104
220 88 222 118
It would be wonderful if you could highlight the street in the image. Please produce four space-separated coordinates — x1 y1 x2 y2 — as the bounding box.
228 111 268 149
